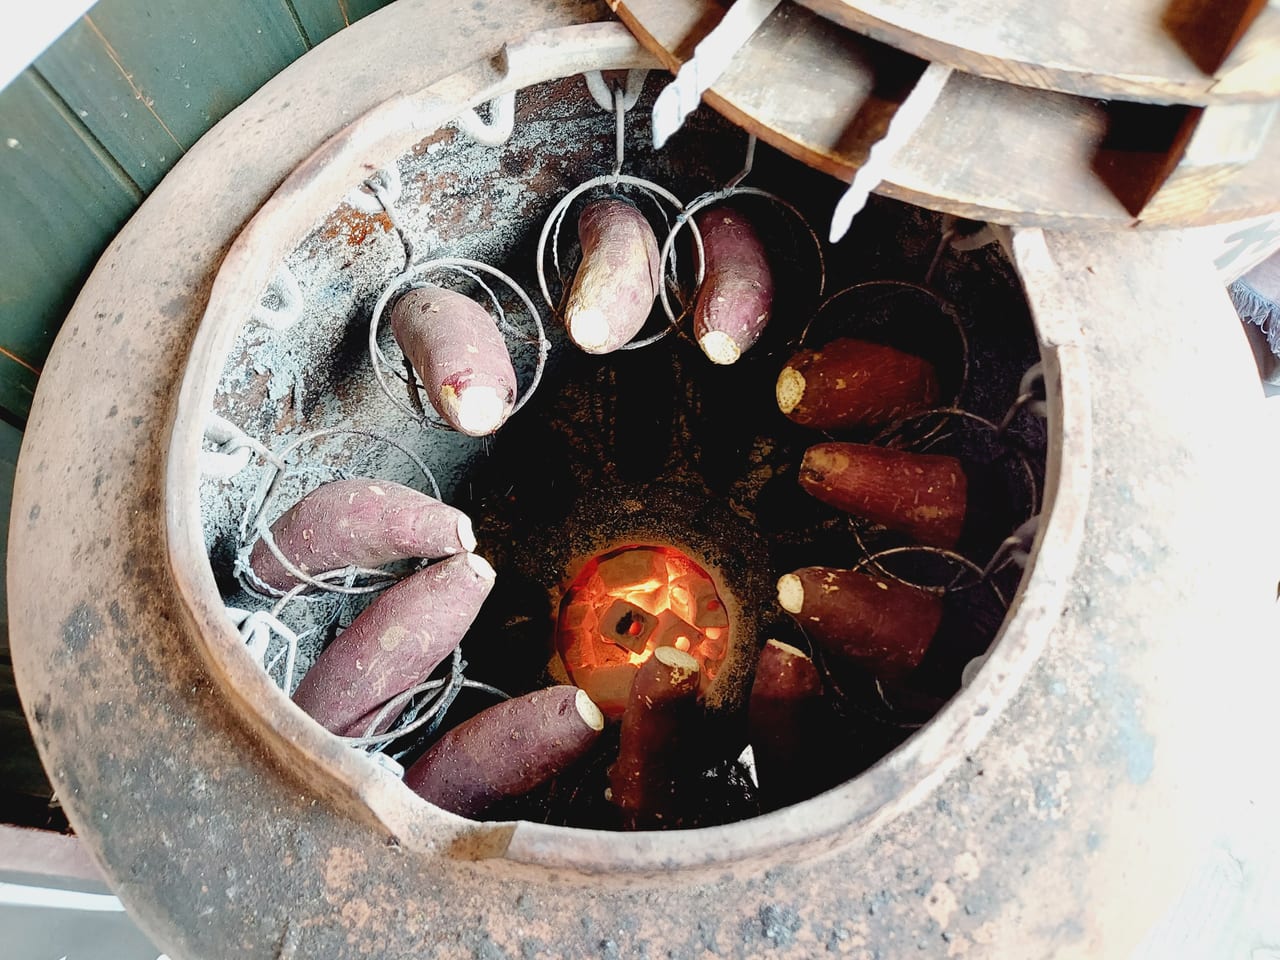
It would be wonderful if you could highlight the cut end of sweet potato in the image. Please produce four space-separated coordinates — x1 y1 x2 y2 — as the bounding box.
777 574 804 614
441 385 507 436
574 688 606 731
568 307 612 353
456 514 477 553
698 330 741 365
653 645 700 684
775 366 806 415
465 551 497 582
764 637 809 661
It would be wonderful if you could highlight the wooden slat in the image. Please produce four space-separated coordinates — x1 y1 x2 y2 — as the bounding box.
614 0 1280 229
37 0 308 162
34 19 186 193
796 0 1280 104
1094 99 1279 221
0 71 141 421
290 0 395 46
0 421 50 816
0 418 19 631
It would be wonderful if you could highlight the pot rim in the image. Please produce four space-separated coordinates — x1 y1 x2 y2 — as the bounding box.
164 22 1091 874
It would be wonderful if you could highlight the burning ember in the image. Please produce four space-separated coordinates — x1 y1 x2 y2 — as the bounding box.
555 544 730 716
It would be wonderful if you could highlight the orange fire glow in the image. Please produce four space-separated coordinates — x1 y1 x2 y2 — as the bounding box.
555 544 730 716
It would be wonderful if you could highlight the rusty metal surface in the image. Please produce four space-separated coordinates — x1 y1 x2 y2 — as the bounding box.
8 1 1280 957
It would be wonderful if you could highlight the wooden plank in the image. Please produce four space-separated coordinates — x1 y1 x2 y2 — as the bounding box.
36 0 308 163
0 419 19 631
34 18 186 193
0 420 49 816
0 71 141 421
613 0 1127 225
290 0 396 46
1093 99 1280 222
796 0 1280 104
615 0 1280 229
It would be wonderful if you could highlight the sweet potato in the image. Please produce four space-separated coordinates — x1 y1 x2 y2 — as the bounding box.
776 566 943 679
293 552 495 734
798 442 967 548
403 686 604 818
776 338 940 429
249 478 475 592
609 646 700 828
391 285 516 436
564 197 660 354
692 206 774 365
748 639 837 809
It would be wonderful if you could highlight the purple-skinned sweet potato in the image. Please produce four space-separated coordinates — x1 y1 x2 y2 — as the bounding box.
776 566 943 680
564 197 660 354
693 206 774 365
293 552 495 734
748 639 838 809
391 285 516 436
403 686 604 817
799 442 967 548
249 478 476 592
608 646 700 828
776 338 940 430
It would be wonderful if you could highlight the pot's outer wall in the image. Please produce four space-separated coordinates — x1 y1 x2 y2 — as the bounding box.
9 2 1280 959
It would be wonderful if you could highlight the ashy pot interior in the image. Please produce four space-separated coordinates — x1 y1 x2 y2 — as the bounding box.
167 40 1079 872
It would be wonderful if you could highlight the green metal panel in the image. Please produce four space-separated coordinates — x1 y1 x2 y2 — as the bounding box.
290 0 396 46
0 70 141 423
0 418 18 628
37 0 309 169
34 20 188 193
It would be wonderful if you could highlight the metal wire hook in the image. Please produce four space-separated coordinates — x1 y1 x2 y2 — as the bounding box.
725 133 757 190
613 85 626 180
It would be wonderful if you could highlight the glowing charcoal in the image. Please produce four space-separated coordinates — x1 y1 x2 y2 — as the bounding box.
554 544 730 716
599 599 657 653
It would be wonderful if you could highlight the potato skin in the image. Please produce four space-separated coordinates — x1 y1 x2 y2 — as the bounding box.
608 647 700 828
391 285 516 436
777 566 943 679
748 639 838 810
292 552 495 735
776 338 940 429
403 686 603 817
693 206 774 365
564 198 660 355
799 442 967 548
249 478 474 592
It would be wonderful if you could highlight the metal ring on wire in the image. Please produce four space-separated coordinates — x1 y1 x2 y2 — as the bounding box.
656 185 826 341
872 406 1039 517
339 648 511 754
535 173 704 352
367 257 549 428
850 545 1008 609
859 407 1041 585
235 427 442 600
801 280 970 406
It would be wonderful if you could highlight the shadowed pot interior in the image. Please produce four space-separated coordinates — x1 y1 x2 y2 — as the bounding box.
166 34 1082 873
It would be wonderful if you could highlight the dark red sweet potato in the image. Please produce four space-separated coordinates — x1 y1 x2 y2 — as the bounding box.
403 686 604 818
391 285 516 436
776 338 940 429
564 198 660 354
692 206 774 365
799 442 967 548
776 566 943 679
249 478 475 592
292 552 495 734
748 639 838 809
608 646 700 828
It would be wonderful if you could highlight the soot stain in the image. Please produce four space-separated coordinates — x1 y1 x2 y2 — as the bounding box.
61 603 103 655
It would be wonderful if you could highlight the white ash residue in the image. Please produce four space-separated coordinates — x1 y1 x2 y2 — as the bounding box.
199 75 748 686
